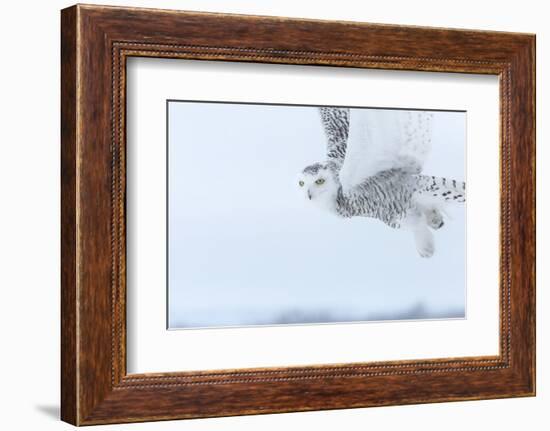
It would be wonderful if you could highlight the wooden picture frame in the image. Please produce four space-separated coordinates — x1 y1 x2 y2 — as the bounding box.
61 4 535 425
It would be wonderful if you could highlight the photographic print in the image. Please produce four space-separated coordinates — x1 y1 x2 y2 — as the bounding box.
167 101 466 329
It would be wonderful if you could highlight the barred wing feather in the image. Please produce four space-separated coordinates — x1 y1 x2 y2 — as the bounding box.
318 107 350 171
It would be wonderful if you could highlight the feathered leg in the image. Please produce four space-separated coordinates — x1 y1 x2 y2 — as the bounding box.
413 223 435 258
403 210 435 258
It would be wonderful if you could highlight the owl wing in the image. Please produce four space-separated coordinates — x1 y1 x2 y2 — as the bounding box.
339 109 433 192
319 107 350 171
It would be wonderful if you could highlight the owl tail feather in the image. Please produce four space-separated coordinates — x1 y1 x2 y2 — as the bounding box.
415 175 466 203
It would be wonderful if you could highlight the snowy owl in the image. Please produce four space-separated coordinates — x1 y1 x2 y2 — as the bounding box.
297 107 465 258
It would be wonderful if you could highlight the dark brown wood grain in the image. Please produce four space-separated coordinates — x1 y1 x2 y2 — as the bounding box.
60 5 78 425
61 4 535 426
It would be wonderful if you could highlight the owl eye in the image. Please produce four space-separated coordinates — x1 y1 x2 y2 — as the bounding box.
298 180 305 187
315 178 325 185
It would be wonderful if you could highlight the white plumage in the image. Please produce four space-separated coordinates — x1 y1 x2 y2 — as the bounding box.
298 107 465 258
340 109 432 191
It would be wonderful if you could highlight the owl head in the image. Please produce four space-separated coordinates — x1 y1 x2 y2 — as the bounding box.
297 162 340 210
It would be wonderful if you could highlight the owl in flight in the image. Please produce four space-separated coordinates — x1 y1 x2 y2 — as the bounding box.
298 107 465 258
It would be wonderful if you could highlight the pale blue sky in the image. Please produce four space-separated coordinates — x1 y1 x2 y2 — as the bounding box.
168 102 466 329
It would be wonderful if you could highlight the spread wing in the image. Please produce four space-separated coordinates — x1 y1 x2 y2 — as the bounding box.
319 107 350 171
339 109 433 192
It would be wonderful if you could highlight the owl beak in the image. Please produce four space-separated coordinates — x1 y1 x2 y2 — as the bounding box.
307 190 312 200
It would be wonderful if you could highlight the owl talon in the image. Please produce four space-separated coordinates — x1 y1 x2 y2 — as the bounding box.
426 209 444 230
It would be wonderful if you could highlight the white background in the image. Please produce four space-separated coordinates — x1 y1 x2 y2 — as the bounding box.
128 59 498 373
0 0 546 430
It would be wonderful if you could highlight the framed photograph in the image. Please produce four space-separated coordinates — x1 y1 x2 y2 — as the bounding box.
61 4 535 425
165 101 467 331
